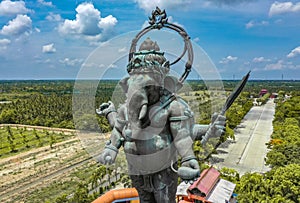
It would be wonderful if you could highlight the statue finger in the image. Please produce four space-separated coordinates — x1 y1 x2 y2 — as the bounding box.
96 109 104 115
215 124 225 130
105 156 112 165
100 103 110 109
211 112 219 122
214 121 226 126
217 129 225 136
216 115 226 122
97 154 105 164
108 101 113 106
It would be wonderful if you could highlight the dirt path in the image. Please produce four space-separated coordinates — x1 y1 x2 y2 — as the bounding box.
210 99 275 175
0 125 109 202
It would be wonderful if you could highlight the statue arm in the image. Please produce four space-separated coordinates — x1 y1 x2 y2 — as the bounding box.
107 104 127 149
98 105 126 165
169 100 197 161
169 99 200 181
107 112 117 128
96 101 117 128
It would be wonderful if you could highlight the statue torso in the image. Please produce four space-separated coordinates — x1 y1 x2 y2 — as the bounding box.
117 95 193 155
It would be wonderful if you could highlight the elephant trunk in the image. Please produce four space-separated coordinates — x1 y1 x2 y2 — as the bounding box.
127 86 149 129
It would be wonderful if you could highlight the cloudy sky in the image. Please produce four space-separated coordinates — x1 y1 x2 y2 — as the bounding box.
0 0 300 80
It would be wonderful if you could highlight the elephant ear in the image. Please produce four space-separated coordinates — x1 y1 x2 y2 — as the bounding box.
119 77 129 93
164 75 183 93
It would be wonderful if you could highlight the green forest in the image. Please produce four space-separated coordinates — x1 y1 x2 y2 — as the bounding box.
0 80 300 202
0 80 117 132
1 80 298 131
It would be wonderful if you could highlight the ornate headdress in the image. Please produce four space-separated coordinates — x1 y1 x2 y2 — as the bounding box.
127 7 194 84
127 37 169 76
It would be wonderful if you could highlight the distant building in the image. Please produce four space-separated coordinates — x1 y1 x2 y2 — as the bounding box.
270 93 278 99
259 89 268 97
285 94 292 100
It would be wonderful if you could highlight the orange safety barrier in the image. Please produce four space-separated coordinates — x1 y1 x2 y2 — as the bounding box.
92 188 139 203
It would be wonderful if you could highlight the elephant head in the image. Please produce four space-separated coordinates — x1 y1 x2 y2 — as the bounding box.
119 38 174 138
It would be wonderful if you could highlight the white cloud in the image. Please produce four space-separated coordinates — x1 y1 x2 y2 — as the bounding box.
193 37 200 42
0 0 30 16
287 46 300 58
134 0 263 12
208 0 257 5
0 14 32 36
59 3 101 35
219 55 238 64
245 20 254 29
46 12 62 22
0 38 11 45
42 43 56 53
252 56 271 63
274 19 283 24
263 59 300 71
0 38 11 50
34 27 40 33
264 60 284 70
108 64 117 68
38 0 53 7
167 16 184 28
118 47 127 53
269 1 300 16
287 63 300 70
82 62 105 68
244 61 250 65
98 15 118 30
246 20 269 29
58 2 117 42
134 0 192 12
59 58 83 66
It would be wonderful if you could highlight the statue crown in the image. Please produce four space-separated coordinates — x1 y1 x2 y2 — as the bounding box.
139 37 160 51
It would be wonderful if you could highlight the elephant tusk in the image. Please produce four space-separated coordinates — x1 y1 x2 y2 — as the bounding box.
139 104 148 120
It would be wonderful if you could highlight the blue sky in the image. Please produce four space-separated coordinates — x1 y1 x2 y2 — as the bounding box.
0 0 300 80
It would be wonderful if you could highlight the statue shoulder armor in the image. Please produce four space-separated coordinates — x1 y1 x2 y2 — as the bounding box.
114 103 127 131
168 97 194 121
117 103 126 118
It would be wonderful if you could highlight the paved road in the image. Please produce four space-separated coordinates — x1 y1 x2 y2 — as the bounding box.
210 99 275 175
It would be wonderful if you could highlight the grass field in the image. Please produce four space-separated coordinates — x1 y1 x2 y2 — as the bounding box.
0 126 75 159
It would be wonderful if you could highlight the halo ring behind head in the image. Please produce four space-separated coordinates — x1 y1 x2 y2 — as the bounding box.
128 7 193 83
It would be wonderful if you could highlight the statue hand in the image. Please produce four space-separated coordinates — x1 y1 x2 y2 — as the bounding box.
97 141 118 165
181 158 200 170
178 157 200 182
96 101 116 117
210 113 226 138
